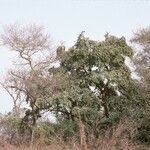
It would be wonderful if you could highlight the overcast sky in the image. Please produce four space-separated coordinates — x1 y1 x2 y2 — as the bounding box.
0 0 150 114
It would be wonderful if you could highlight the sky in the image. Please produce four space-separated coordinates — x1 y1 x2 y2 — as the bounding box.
0 0 150 114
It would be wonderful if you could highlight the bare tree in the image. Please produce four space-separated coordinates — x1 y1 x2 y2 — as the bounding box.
0 24 56 145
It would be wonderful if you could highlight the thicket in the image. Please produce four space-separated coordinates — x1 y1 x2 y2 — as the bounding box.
0 25 150 150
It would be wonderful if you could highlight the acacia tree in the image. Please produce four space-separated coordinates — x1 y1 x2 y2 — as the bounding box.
0 24 55 145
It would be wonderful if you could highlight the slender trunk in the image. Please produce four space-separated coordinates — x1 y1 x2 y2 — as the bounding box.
101 90 109 118
30 105 36 148
78 120 88 150
103 101 109 118
30 129 34 150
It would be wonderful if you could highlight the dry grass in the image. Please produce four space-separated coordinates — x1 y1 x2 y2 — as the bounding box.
0 140 149 150
88 121 136 150
0 121 150 150
0 137 80 150
0 136 14 150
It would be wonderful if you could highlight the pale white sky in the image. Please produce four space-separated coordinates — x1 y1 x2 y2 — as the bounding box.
0 0 150 114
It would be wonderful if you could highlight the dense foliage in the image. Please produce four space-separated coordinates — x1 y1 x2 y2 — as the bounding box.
0 25 149 149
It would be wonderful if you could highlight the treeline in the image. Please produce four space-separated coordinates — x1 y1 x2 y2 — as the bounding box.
0 25 150 150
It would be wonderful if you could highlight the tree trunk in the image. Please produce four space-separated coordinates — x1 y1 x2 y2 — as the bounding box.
101 83 109 118
78 120 88 150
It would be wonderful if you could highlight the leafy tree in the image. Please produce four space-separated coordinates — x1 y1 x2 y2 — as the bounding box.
46 32 139 142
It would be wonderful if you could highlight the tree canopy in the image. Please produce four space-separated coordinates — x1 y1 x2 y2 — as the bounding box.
0 25 149 149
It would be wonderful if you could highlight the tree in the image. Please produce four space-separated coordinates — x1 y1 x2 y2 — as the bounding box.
0 24 55 145
46 32 139 145
131 27 150 101
131 27 150 144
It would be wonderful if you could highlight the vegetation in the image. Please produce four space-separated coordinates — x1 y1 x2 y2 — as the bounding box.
0 25 149 150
